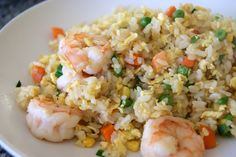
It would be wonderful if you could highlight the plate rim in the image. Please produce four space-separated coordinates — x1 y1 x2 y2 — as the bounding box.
0 0 236 157
0 0 50 33
0 1 54 156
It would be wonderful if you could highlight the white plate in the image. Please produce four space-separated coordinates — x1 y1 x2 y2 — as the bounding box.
0 0 235 156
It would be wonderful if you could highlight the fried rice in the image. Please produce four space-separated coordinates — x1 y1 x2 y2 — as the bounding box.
16 3 236 157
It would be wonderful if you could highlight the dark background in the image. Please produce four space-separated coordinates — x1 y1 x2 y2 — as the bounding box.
0 0 44 28
0 0 44 156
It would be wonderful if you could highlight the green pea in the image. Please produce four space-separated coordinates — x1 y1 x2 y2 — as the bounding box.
215 28 227 41
140 16 152 28
176 65 190 76
173 9 185 19
217 96 229 105
225 113 233 121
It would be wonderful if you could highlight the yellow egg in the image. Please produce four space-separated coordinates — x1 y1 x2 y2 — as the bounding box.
230 77 236 89
121 86 130 97
50 72 57 84
126 140 140 152
81 137 96 148
226 33 234 43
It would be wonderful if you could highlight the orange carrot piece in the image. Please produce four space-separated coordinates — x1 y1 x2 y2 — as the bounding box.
166 6 176 17
125 54 143 68
101 124 115 142
152 51 168 73
200 125 217 149
52 27 65 39
182 57 195 68
133 54 143 66
31 65 45 84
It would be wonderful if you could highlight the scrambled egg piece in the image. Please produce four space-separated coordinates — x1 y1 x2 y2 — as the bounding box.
126 140 140 152
201 111 223 119
230 77 236 89
81 137 96 148
16 86 40 110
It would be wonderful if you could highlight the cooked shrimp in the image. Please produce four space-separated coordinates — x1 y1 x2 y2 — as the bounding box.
26 98 82 142
152 51 169 73
141 116 204 157
58 32 112 75
56 65 80 90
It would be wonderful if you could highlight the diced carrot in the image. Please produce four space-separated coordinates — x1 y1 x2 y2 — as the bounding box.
166 6 176 17
101 124 115 142
133 54 143 66
152 51 168 73
199 125 217 149
182 57 195 68
31 65 45 84
52 27 65 39
125 54 143 68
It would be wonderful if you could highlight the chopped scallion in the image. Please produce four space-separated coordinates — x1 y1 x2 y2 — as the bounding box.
191 35 200 43
96 149 105 157
218 124 231 137
120 98 134 108
134 75 142 89
191 8 197 14
55 64 63 78
224 113 233 121
159 94 173 106
16 80 22 88
185 80 194 87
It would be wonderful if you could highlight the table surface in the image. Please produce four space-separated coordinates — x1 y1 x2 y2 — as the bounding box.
0 0 44 156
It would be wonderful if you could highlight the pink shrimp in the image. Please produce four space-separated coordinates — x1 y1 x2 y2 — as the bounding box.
58 32 112 75
26 98 82 142
141 116 204 157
